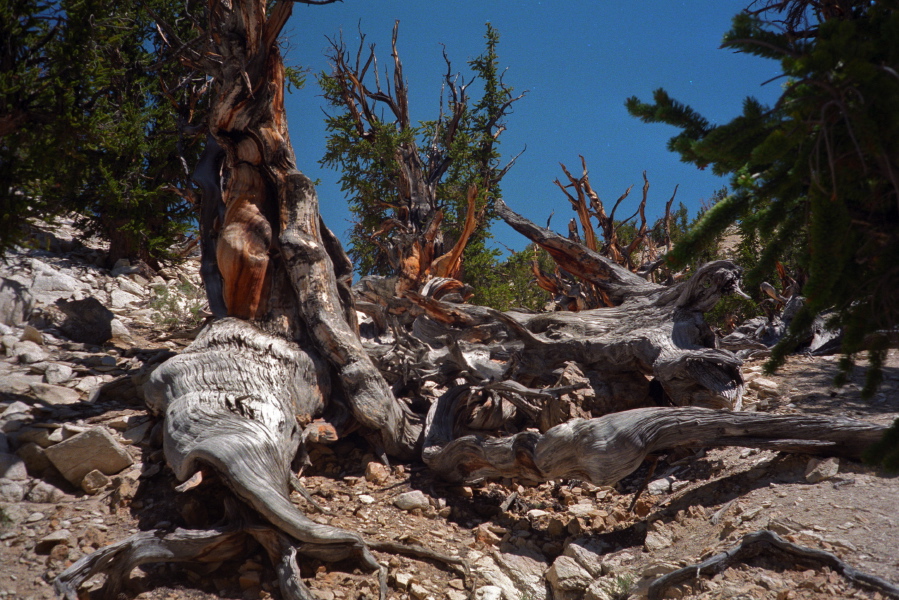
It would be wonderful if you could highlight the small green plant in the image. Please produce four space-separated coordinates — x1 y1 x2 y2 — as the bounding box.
0 506 11 529
149 280 207 330
600 572 637 600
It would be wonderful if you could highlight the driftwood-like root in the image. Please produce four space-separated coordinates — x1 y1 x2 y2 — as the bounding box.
647 530 899 600
424 404 886 485
54 528 248 600
143 318 379 561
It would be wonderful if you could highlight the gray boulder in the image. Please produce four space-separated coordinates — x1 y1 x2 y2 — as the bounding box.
0 277 34 326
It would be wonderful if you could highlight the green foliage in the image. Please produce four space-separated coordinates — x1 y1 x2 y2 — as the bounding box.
598 572 637 600
626 3 899 397
1 0 204 265
319 23 519 296
864 417 899 473
149 280 207 330
472 244 553 311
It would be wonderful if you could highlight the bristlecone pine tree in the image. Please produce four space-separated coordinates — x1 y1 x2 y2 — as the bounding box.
54 2 895 598
1 0 206 266
626 0 899 468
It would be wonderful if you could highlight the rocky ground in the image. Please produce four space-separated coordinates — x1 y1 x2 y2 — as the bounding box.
1 217 898 600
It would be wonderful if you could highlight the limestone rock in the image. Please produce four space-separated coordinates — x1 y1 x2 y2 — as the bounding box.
26 480 66 503
44 426 134 486
13 340 48 364
546 555 593 600
55 297 115 345
394 490 430 511
474 587 503 600
805 457 840 483
0 452 28 480
29 382 81 405
0 277 34 326
365 461 390 485
43 363 74 385
749 377 780 398
409 583 429 600
0 479 25 502
644 529 673 552
492 547 548 599
81 469 111 495
116 277 145 298
568 503 597 519
16 441 52 473
35 529 75 554
394 572 413 589
109 289 142 308
563 537 609 577
647 476 674 495
31 265 81 294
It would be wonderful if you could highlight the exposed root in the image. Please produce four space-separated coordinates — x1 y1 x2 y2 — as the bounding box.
647 530 899 600
54 527 248 600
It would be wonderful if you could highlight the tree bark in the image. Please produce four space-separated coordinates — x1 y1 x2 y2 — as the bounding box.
55 2 891 598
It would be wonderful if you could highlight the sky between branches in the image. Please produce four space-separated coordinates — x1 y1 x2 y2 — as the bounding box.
282 0 782 255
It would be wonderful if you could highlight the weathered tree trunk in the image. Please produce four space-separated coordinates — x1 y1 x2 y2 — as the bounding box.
55 3 891 599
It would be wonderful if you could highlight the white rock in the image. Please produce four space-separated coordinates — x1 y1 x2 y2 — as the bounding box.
749 377 780 397
44 426 134 486
563 538 609 577
409 583 429 600
394 572 414 589
394 490 430 511
492 547 548 599
0 480 25 502
29 383 81 405
546 556 593 600
805 457 840 483
13 340 48 364
644 530 673 552
0 452 28 480
527 509 549 519
473 555 529 600
647 476 675 495
109 289 142 308
31 269 81 293
116 277 146 297
44 363 74 385
474 586 503 600
568 503 596 518
357 494 376 505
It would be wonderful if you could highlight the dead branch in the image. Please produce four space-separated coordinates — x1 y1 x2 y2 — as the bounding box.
647 530 899 600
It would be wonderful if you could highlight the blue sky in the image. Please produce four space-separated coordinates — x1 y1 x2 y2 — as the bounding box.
280 0 783 255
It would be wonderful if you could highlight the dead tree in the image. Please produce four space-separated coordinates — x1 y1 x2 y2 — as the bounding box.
56 3 889 599
323 22 523 297
534 158 679 309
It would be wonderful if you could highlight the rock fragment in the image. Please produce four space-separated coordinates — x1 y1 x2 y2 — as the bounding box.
805 457 840 483
546 555 593 600
394 490 430 511
44 426 134 486
81 469 111 495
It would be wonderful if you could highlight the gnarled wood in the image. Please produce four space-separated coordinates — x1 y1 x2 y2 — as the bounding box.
647 530 899 600
424 405 885 485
